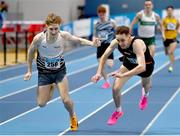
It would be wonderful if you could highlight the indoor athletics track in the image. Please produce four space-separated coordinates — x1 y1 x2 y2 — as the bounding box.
0 38 180 135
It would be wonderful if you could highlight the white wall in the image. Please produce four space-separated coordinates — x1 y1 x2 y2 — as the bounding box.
5 0 85 22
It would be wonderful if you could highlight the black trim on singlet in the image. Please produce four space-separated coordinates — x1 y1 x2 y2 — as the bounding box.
117 37 155 77
36 52 66 74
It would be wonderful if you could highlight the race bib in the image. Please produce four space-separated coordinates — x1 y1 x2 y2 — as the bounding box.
127 57 137 64
167 23 176 30
98 31 108 41
45 57 62 69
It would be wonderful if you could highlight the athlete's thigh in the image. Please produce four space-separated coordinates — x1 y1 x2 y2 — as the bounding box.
148 45 155 56
56 76 70 99
113 65 132 90
164 46 169 55
38 84 53 101
169 42 177 53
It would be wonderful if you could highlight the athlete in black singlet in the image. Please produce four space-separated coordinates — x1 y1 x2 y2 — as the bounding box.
92 26 154 125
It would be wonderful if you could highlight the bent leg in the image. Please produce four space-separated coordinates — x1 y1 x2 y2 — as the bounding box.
48 84 56 101
112 65 131 109
148 45 155 57
98 59 111 88
57 76 78 131
139 76 152 110
107 65 131 125
57 76 74 116
98 59 108 81
168 42 177 67
37 84 54 107
141 76 152 94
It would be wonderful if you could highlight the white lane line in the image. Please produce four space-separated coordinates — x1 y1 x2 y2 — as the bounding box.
0 71 38 84
0 52 176 127
58 81 141 136
0 82 93 126
0 85 37 100
0 46 92 73
0 46 166 84
66 54 95 64
58 56 180 136
0 63 97 100
0 53 96 84
0 51 165 101
0 54 121 100
140 87 180 136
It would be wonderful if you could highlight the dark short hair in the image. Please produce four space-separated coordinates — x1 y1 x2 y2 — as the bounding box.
145 0 152 2
166 5 174 10
115 26 130 35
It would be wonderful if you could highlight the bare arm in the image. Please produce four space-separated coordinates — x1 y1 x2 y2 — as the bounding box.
155 13 165 40
92 24 99 44
123 39 146 77
62 31 99 47
111 19 117 29
97 39 117 74
93 23 97 38
130 12 141 34
156 14 163 34
91 39 117 83
176 19 180 34
24 34 39 80
161 18 166 40
27 36 39 73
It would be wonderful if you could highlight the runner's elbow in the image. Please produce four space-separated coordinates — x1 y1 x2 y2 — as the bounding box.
139 65 146 72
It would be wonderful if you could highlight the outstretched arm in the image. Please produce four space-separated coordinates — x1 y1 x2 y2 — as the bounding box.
91 39 117 83
61 31 100 47
176 19 180 34
161 19 166 40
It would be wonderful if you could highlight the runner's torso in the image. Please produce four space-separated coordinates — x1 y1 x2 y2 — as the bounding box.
138 10 157 38
117 37 154 65
95 19 115 44
36 31 66 73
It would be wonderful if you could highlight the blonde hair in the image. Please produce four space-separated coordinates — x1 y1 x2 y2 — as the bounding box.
45 13 63 26
97 5 106 13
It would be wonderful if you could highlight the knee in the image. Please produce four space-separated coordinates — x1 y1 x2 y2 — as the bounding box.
169 51 173 55
112 87 120 95
62 97 72 105
37 100 47 107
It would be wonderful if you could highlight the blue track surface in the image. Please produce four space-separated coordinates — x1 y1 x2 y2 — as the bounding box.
0 39 180 135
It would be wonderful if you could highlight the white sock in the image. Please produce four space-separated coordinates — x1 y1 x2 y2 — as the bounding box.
144 91 149 96
116 106 122 112
106 79 110 83
143 88 149 96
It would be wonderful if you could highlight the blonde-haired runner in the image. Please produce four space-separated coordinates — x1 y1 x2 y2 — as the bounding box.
24 13 100 131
